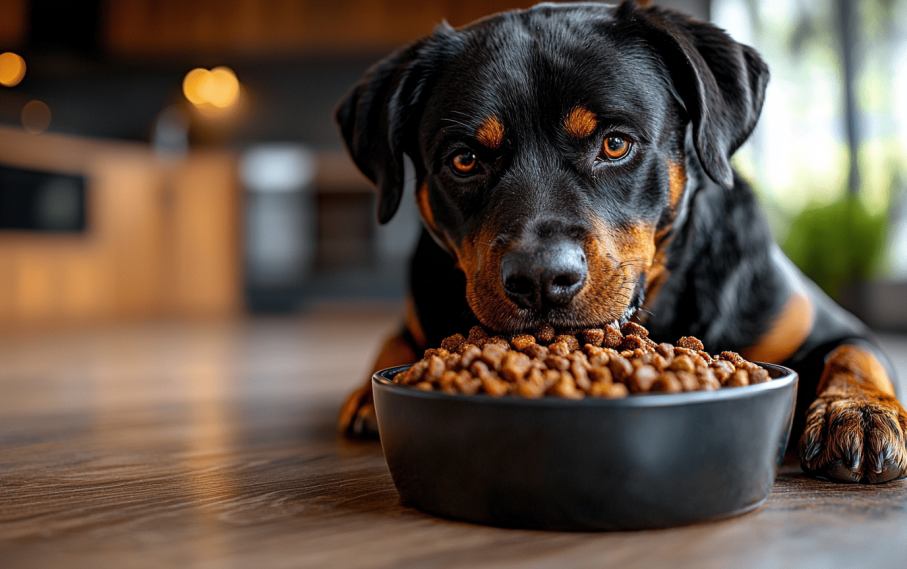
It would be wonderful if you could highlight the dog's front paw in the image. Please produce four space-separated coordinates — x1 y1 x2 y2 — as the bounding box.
338 385 380 439
799 393 907 483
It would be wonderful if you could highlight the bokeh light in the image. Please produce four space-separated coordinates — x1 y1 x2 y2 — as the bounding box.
182 66 240 109
0 52 26 87
22 100 52 134
182 68 209 105
202 67 240 108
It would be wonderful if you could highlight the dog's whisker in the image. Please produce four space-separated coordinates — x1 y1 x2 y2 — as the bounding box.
440 117 473 129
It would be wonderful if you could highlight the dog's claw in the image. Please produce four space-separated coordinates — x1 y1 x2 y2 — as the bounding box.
804 441 821 462
845 450 861 472
873 454 886 474
351 402 380 439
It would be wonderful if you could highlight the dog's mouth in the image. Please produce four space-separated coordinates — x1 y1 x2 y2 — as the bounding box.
512 295 643 334
458 221 655 335
470 274 647 335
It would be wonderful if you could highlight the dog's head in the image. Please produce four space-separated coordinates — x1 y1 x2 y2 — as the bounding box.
336 0 768 333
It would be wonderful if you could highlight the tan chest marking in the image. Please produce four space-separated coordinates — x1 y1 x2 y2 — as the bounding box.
742 292 815 364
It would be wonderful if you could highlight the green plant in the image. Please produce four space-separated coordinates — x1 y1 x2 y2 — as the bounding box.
782 195 888 299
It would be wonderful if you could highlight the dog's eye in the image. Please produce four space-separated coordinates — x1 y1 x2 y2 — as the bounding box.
451 151 477 175
600 136 631 160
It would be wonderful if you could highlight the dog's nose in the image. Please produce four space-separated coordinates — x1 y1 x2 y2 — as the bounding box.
501 242 587 311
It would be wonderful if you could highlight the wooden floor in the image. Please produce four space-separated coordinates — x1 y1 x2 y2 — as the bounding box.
2 304 907 568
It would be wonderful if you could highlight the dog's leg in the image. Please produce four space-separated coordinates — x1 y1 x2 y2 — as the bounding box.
799 344 907 483
338 331 418 438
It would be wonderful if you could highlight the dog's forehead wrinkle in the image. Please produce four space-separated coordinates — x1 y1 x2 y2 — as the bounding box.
424 12 680 156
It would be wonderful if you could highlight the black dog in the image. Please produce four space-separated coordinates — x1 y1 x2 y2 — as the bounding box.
336 0 906 483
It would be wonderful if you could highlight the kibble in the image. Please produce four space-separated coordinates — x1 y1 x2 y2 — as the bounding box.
393 322 772 398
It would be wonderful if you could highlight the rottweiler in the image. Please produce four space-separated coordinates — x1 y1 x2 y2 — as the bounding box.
335 0 906 483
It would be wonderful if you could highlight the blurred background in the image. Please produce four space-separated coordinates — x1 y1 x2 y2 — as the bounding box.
0 0 904 330
4 3 907 562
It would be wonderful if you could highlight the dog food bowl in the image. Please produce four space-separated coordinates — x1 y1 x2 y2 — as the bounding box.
372 363 797 531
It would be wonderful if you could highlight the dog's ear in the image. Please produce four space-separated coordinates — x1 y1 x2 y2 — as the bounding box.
336 38 436 224
619 2 769 188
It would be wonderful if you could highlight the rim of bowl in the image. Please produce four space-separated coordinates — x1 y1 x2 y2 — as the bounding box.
373 362 798 408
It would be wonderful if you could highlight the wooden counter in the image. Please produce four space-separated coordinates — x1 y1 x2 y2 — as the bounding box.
0 127 241 326
2 306 906 568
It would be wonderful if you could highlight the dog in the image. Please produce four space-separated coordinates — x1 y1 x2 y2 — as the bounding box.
335 0 906 484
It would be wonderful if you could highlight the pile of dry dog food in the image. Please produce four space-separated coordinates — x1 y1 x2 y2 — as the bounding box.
392 322 771 398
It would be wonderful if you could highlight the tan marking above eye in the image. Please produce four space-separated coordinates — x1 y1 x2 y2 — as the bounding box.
564 106 597 139
476 116 504 149
452 151 477 173
601 136 630 160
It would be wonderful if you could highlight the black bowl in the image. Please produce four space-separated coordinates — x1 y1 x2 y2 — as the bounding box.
372 363 797 531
